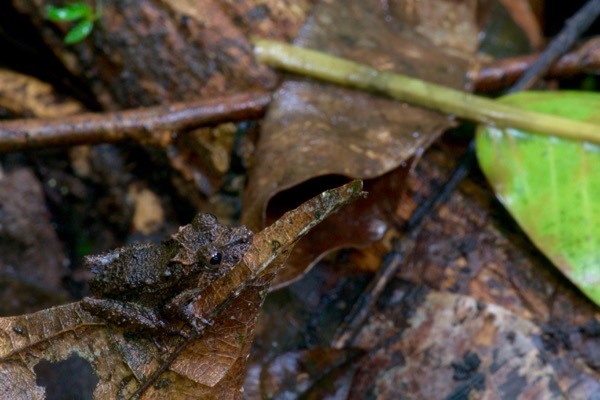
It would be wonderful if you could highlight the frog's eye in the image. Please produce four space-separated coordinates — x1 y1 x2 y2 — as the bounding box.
209 252 222 265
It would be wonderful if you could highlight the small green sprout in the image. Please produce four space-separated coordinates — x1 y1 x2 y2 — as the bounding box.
46 2 101 44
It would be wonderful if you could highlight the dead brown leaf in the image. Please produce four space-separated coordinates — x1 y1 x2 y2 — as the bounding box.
242 0 482 288
0 181 364 399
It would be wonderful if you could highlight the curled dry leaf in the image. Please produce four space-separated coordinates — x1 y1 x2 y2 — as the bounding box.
0 181 365 399
243 0 482 288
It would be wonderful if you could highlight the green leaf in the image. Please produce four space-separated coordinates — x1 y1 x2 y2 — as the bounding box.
64 19 94 44
476 91 600 305
46 3 92 22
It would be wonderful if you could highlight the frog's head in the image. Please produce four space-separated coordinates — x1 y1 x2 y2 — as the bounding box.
170 213 253 275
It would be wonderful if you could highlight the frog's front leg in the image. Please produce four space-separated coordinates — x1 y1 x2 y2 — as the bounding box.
81 297 171 334
164 289 212 333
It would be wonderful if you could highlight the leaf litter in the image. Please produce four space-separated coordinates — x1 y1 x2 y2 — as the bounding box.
0 181 365 399
2 0 600 398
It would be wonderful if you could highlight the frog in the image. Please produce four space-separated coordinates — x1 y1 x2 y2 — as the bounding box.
81 213 253 336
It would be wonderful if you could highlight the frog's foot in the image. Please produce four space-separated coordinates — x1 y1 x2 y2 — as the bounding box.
165 289 213 334
180 306 213 335
81 297 169 334
152 337 169 353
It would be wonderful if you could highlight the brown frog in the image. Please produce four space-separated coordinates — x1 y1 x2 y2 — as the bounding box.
81 213 253 335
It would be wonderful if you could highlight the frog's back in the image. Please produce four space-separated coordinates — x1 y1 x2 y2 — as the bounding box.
86 242 172 298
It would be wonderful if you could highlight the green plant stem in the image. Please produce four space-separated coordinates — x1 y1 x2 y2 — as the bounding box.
253 39 600 144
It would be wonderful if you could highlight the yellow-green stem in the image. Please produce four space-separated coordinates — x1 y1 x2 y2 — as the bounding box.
253 39 600 144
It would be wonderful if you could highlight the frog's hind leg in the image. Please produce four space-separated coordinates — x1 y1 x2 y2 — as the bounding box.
81 297 169 334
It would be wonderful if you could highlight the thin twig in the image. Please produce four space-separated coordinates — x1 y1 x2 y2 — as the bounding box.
254 39 600 144
0 90 272 152
407 141 476 231
332 230 419 349
509 0 600 92
473 37 600 92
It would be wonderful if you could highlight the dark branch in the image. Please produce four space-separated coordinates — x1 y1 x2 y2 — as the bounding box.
0 91 271 152
509 0 600 92
473 37 600 92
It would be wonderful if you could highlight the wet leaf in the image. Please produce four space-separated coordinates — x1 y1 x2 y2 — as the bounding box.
243 0 483 288
476 91 600 306
0 181 364 399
